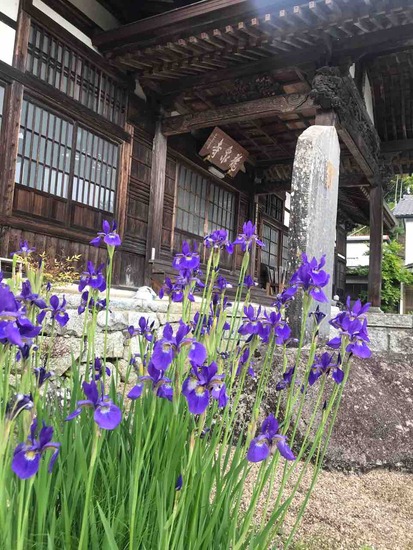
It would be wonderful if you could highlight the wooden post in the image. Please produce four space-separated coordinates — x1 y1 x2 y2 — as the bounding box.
367 184 383 308
1 82 24 218
116 123 134 241
145 121 167 285
0 6 30 221
248 193 259 279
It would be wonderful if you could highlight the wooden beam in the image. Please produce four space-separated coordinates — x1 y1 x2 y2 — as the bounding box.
339 175 370 188
254 180 291 194
162 93 314 136
93 0 273 51
337 126 374 180
154 47 326 98
311 69 381 183
315 108 337 126
381 139 413 154
145 121 168 284
367 184 383 307
144 21 413 99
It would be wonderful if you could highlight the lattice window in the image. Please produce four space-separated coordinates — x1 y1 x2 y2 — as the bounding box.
16 97 118 213
176 165 208 237
208 183 236 239
72 127 118 213
264 194 283 223
27 22 127 126
282 234 289 268
176 164 236 239
0 85 5 130
261 223 280 268
16 99 73 198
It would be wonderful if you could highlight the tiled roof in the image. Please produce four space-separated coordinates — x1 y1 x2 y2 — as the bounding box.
393 194 413 218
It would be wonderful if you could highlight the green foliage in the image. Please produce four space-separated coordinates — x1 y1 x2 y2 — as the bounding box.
349 240 413 312
385 175 413 208
381 240 413 312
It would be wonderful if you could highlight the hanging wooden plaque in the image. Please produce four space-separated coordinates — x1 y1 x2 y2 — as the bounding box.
199 127 249 177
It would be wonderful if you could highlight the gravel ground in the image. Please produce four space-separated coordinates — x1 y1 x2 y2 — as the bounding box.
245 464 413 549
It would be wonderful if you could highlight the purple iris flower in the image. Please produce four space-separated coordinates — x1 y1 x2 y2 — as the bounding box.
204 229 233 254
236 347 256 377
127 317 154 342
272 286 297 310
182 362 228 415
276 366 295 391
308 352 344 386
247 414 295 463
328 298 371 358
16 281 47 309
238 305 262 336
309 305 326 326
290 254 330 303
261 310 292 345
0 285 21 320
345 296 371 318
90 220 122 248
128 362 173 402
172 242 200 272
78 291 107 315
12 240 35 257
152 323 207 371
93 357 111 380
215 275 232 292
34 367 54 388
5 393 34 420
12 418 60 479
233 221 264 252
0 287 41 348
175 474 183 491
328 317 371 358
243 275 257 289
66 379 122 430
37 296 69 327
78 262 106 293
159 277 183 302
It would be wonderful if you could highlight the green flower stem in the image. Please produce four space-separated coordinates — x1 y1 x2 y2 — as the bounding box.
78 424 102 549
282 294 312 428
288 330 319 446
16 477 35 550
225 251 249 353
103 247 114 380
194 249 217 340
284 360 351 547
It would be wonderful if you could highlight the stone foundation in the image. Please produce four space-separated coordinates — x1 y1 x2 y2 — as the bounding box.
366 312 413 354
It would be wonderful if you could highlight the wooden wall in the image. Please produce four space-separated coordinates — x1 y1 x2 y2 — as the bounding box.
119 130 153 287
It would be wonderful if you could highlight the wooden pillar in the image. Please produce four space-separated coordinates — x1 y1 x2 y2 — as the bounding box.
248 193 259 278
367 184 383 308
116 123 134 241
0 82 24 219
145 121 168 285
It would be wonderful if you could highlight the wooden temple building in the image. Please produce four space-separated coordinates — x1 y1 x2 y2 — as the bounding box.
0 0 411 308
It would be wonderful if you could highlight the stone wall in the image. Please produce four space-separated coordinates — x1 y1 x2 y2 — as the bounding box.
367 312 413 354
46 293 198 377
49 294 413 379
